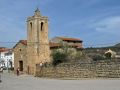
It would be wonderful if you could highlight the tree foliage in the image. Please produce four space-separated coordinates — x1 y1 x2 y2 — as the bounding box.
52 50 67 66
52 42 84 66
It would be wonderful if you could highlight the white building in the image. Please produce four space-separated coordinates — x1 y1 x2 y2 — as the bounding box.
0 48 14 68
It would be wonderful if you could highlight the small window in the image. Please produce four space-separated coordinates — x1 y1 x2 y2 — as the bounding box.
30 22 32 31
41 22 44 31
19 49 22 51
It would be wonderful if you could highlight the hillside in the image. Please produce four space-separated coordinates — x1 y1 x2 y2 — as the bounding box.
114 43 120 47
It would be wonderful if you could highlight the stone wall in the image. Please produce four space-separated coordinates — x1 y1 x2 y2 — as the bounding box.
14 43 27 73
36 60 120 78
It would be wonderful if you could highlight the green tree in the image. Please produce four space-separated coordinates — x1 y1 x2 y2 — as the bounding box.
52 50 67 66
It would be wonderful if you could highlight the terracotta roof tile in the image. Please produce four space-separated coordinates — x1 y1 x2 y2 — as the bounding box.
20 40 27 45
0 47 11 52
15 39 83 49
57 37 82 42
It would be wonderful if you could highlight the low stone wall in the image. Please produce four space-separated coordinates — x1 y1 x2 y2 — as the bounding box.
36 60 120 78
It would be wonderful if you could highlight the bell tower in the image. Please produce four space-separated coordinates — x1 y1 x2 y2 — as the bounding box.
27 8 50 75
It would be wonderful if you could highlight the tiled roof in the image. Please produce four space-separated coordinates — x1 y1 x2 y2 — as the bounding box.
57 37 82 42
14 39 83 49
0 47 11 52
20 40 27 45
13 40 27 49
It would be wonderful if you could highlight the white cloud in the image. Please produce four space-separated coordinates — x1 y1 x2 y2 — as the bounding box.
91 16 120 34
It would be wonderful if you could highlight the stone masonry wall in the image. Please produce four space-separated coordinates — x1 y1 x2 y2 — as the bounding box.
36 60 120 78
14 43 27 73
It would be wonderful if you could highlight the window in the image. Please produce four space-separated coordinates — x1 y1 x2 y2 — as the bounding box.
19 48 22 51
30 22 32 31
41 22 44 31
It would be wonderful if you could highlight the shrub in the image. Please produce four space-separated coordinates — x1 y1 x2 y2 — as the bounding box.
105 52 112 59
92 55 105 61
75 51 83 60
52 50 67 66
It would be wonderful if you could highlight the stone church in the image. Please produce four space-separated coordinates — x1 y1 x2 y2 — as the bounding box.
14 9 83 75
14 8 50 75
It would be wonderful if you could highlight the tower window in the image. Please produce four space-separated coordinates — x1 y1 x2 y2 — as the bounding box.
41 22 44 31
30 22 32 31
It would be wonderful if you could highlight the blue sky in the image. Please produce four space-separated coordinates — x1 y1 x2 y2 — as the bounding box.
0 0 120 48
